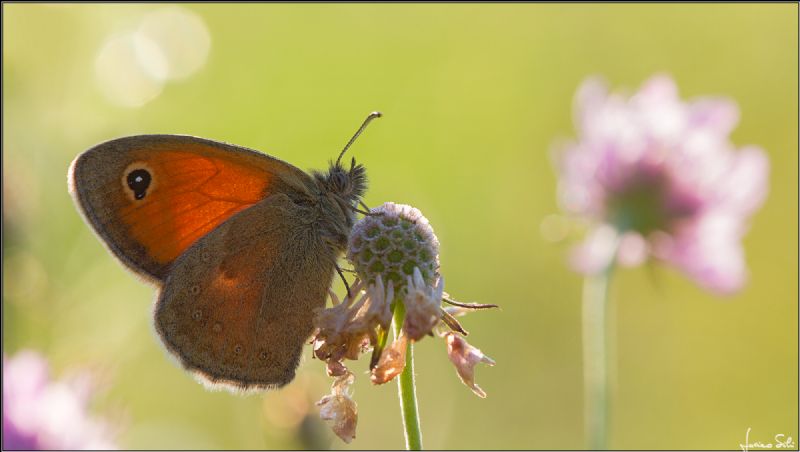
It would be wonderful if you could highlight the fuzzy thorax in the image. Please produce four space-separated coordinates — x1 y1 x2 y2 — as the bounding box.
310 159 368 250
314 159 367 215
316 159 367 201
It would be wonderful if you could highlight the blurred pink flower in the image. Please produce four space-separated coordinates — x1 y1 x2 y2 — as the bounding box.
556 74 769 294
3 350 116 450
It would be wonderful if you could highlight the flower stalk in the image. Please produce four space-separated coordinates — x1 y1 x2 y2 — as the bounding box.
582 266 613 450
393 300 423 450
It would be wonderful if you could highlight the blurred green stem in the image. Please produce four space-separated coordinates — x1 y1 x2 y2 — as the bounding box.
392 301 422 450
582 267 613 450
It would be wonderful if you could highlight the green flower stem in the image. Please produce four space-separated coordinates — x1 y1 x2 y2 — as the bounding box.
582 267 614 450
392 301 423 450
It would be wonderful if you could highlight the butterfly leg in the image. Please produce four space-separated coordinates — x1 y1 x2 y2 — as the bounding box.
350 206 380 217
349 201 384 217
335 263 352 298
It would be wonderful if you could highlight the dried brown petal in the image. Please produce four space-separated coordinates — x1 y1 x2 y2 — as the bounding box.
370 334 408 385
402 269 445 341
326 360 348 377
312 280 374 366
343 333 370 360
317 372 358 443
315 282 364 332
363 276 394 330
444 332 496 398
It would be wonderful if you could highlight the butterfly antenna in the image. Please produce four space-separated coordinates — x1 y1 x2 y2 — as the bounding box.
336 111 382 166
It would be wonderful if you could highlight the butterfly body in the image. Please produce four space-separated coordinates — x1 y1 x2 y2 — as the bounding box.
69 132 369 390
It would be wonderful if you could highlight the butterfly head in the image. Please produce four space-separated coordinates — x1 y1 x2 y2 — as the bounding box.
316 157 367 205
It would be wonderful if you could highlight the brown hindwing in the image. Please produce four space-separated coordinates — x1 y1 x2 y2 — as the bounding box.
154 194 338 389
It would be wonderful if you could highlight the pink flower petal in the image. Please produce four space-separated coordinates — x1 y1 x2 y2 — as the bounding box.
659 214 748 294
634 75 687 145
574 76 609 134
636 74 679 104
570 225 618 274
688 97 740 135
617 232 648 267
715 145 770 216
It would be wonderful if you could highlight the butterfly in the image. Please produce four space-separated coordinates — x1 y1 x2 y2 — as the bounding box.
68 112 381 391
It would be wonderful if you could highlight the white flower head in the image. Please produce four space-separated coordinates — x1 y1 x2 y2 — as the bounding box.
347 202 440 292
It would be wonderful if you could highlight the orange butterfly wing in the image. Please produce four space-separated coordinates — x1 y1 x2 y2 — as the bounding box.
69 135 313 282
118 150 268 263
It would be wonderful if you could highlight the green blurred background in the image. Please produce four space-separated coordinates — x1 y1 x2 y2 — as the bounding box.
3 3 797 450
